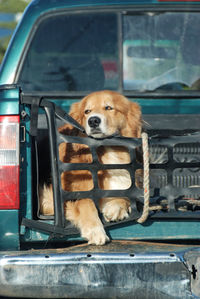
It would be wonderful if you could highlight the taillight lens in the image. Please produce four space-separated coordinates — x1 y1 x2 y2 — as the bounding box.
0 116 20 209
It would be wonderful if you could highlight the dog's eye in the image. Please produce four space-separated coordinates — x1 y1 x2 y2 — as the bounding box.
105 105 113 111
84 109 91 114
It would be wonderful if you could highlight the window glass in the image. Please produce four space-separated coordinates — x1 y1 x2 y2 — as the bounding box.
18 13 118 92
123 13 200 91
18 12 200 93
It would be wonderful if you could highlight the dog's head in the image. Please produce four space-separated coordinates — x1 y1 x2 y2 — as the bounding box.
59 90 142 138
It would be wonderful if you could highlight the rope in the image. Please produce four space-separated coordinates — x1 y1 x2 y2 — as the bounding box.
137 132 150 223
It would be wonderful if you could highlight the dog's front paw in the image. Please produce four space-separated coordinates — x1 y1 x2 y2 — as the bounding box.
102 198 131 222
81 225 110 245
65 199 109 246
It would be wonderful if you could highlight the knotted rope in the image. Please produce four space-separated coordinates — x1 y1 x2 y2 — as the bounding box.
137 132 150 223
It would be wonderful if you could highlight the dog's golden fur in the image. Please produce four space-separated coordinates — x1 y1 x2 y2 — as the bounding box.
40 90 142 245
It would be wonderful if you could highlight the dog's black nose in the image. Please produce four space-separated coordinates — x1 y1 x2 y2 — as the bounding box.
88 116 101 128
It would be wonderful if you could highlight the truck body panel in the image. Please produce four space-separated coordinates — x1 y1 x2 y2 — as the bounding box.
1 0 200 297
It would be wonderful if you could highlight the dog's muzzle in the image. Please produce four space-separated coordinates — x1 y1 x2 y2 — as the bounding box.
88 116 101 129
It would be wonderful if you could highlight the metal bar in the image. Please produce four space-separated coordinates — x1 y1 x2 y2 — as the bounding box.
21 90 200 100
44 106 65 228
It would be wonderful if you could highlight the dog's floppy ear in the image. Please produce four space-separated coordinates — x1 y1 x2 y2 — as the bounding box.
126 101 142 137
58 101 83 135
68 101 83 124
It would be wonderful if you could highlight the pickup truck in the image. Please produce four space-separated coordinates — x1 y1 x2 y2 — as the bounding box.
0 0 200 298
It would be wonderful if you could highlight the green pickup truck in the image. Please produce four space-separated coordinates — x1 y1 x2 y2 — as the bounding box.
0 0 200 298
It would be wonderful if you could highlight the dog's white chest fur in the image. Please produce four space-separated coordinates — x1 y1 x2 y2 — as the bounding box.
102 147 131 190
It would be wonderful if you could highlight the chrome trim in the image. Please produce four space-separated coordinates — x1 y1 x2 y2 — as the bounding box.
0 251 191 298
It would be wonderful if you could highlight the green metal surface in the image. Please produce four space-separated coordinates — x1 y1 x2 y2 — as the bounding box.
0 86 19 115
20 219 200 244
51 98 200 115
136 98 200 114
109 220 200 241
0 210 19 250
20 105 32 221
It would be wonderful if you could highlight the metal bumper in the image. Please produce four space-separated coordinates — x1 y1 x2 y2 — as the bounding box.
0 241 199 299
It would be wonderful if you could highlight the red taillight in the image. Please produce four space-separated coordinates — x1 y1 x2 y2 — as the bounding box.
0 115 20 209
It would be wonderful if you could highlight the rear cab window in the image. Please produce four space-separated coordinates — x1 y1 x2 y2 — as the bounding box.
18 11 200 93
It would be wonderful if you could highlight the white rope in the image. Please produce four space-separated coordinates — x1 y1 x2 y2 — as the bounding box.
137 132 150 223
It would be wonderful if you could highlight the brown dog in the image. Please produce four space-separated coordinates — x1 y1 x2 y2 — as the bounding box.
40 90 142 245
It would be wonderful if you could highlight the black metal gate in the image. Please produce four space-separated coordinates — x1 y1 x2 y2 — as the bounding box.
21 95 200 237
